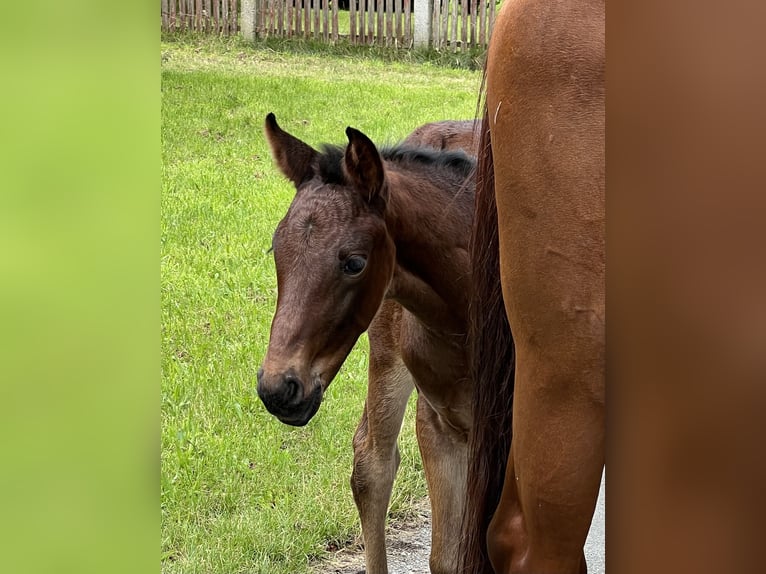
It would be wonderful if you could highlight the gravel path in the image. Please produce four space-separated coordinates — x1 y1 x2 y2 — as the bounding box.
321 473 605 574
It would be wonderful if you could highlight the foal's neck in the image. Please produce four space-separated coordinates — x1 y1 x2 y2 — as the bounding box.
383 166 472 335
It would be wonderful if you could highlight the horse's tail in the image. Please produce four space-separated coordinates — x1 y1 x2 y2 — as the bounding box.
459 107 516 574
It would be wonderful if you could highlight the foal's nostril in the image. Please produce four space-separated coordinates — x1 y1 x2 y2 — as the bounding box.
256 370 306 415
283 375 302 403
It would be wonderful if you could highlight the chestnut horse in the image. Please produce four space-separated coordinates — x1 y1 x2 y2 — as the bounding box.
461 1 605 573
257 114 476 574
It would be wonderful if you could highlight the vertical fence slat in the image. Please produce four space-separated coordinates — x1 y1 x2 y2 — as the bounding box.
469 0 476 46
332 0 338 41
461 0 467 48
404 0 410 46
313 0 319 39
367 0 374 43
350 0 357 43
161 0 167 30
298 0 303 37
431 0 439 48
478 0 485 46
440 0 448 48
450 0 457 51
385 0 392 46
303 0 309 37
361 0 367 43
360 0 366 44
322 0 328 40
394 0 401 45
285 0 291 36
376 0 383 45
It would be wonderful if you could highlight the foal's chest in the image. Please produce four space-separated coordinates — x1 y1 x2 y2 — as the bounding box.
398 311 472 429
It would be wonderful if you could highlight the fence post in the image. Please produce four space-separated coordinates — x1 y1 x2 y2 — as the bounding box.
241 0 256 41
413 0 432 48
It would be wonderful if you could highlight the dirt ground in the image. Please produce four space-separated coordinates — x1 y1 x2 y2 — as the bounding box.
318 499 432 574
316 473 606 574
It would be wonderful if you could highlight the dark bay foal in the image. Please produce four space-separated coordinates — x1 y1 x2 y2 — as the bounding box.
257 114 476 574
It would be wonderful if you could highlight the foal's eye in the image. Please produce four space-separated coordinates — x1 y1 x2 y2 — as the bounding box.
343 255 367 276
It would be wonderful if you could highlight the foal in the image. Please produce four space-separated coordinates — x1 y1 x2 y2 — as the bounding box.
402 119 479 156
257 114 475 574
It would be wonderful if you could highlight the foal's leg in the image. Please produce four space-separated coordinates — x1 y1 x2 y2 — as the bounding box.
416 397 467 574
351 309 414 574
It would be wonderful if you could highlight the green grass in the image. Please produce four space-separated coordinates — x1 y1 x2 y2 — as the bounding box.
161 36 481 574
162 27 487 70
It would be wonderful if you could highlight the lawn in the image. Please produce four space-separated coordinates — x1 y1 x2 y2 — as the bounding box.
161 35 481 574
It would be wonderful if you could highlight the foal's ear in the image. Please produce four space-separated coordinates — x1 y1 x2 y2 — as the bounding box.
264 113 318 187
343 127 386 206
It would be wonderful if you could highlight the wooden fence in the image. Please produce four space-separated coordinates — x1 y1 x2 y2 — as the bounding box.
161 0 496 49
431 0 496 50
256 0 495 49
257 0 342 43
161 0 240 34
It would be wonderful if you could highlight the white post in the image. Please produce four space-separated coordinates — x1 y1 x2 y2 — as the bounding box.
241 0 256 42
413 0 432 48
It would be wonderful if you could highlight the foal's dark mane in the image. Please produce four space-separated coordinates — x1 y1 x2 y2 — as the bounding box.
315 143 475 192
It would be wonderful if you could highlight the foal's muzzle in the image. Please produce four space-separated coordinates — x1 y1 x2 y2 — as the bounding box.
256 368 323 427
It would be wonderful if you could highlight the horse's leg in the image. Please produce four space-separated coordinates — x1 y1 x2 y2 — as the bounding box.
486 350 604 573
351 303 414 574
481 0 605 571
416 397 467 574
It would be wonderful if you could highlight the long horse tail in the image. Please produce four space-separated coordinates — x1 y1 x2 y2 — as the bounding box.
459 107 516 574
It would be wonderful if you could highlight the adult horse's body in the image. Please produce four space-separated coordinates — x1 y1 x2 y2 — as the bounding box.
257 115 476 574
462 1 605 573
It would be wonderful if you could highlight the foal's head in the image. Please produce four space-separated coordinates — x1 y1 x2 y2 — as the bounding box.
257 114 396 426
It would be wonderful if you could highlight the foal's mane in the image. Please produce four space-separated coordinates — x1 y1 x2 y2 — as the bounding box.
314 143 475 192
